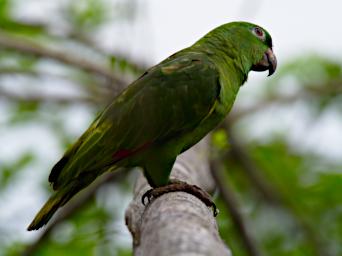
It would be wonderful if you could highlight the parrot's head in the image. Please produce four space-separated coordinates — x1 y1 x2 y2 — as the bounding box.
243 23 277 77
198 21 277 77
226 22 277 76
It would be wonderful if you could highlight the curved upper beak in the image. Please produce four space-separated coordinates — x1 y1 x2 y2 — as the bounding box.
251 48 277 76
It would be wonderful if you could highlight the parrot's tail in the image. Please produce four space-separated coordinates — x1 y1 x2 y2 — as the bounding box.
27 182 82 231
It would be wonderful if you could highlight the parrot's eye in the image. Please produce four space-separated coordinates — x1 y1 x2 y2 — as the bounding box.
252 27 265 41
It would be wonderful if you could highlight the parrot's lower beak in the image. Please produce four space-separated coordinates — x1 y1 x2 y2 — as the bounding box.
251 48 277 76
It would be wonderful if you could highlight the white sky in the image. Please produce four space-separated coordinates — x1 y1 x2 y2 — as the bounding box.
133 0 342 63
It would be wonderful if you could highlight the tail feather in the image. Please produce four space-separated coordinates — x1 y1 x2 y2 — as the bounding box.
27 182 80 231
49 156 69 190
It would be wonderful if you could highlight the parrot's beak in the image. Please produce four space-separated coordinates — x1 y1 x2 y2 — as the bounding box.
251 48 277 76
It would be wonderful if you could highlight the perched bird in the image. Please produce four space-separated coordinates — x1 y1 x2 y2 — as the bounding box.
28 21 276 231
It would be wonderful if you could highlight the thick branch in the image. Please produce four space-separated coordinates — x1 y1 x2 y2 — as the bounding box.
125 138 231 256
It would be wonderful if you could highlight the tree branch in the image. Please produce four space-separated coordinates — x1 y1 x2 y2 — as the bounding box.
210 158 261 256
224 124 281 204
228 83 342 122
125 138 231 256
0 31 126 87
65 30 149 74
223 123 328 256
0 88 96 104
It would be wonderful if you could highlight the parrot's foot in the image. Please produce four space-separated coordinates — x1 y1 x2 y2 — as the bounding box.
142 179 218 217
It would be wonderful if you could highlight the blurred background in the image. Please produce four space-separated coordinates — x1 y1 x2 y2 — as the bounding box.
0 0 341 255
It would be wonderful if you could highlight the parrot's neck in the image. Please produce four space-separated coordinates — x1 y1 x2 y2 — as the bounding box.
192 37 251 89
190 34 254 114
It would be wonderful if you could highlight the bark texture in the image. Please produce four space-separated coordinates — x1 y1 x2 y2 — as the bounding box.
125 138 231 256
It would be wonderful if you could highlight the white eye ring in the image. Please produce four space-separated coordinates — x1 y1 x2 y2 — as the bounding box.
252 27 266 41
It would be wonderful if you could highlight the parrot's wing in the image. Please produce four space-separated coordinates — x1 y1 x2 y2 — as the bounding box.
49 52 220 190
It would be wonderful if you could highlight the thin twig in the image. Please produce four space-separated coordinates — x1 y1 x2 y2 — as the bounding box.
225 125 281 204
210 158 261 256
229 84 342 123
0 67 83 82
223 123 328 256
0 67 121 101
228 93 301 123
0 88 96 105
0 31 126 87
66 31 149 73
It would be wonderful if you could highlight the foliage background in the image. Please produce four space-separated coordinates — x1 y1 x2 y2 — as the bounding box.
0 0 341 255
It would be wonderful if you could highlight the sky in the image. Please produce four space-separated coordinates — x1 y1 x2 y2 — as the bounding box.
136 0 342 63
1 0 342 248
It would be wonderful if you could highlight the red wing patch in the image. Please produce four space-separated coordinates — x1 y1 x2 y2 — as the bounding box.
112 142 152 161
112 149 132 160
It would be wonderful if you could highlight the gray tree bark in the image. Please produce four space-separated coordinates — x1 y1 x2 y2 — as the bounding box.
125 138 231 256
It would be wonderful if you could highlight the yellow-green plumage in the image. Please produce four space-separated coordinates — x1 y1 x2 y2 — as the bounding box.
28 21 276 230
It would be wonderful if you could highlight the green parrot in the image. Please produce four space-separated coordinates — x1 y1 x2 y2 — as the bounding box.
27 21 276 231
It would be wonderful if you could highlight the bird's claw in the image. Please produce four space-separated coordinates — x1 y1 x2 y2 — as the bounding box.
140 180 219 217
212 203 219 217
141 188 154 205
